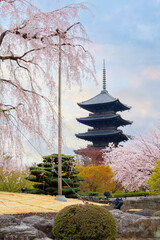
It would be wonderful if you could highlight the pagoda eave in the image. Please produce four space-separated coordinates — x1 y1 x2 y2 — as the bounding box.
78 100 130 113
76 114 132 127
75 130 129 142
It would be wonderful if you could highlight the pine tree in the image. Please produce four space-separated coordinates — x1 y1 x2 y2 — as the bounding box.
27 154 84 198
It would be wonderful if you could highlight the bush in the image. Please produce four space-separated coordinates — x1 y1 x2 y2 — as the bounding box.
0 168 33 192
52 204 117 240
79 192 99 197
112 191 150 198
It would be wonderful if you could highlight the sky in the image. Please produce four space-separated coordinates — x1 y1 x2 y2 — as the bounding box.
25 0 160 163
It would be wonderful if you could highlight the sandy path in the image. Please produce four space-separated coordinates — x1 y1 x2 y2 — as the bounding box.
0 192 106 214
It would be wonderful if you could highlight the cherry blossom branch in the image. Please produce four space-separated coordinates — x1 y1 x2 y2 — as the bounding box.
0 21 28 46
0 47 45 61
0 78 54 110
0 103 23 113
0 30 9 46
0 0 16 3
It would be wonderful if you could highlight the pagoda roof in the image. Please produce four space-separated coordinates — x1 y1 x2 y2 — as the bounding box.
75 129 129 142
80 91 116 105
76 114 132 126
78 91 130 112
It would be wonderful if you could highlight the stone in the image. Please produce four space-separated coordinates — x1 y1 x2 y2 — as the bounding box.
0 224 46 240
153 210 160 217
137 217 160 238
134 209 156 217
34 238 53 240
124 196 160 211
22 215 54 235
55 195 66 202
81 196 100 202
126 209 142 214
110 210 160 239
0 215 20 228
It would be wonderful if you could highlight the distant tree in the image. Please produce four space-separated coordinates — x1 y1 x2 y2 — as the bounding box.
147 160 160 194
0 153 32 192
27 153 84 197
75 145 103 166
76 164 115 193
0 153 14 170
103 124 160 191
0 0 95 159
0 167 33 192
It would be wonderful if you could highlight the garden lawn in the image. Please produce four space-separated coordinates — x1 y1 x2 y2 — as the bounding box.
0 192 106 214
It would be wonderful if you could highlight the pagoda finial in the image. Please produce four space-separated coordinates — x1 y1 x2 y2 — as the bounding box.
102 59 107 93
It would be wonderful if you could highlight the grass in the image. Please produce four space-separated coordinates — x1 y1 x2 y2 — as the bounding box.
0 192 107 214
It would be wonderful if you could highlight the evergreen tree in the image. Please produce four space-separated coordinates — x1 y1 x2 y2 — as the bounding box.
26 154 84 198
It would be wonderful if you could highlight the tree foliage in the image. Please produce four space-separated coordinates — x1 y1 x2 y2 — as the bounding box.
0 0 95 159
0 167 33 192
103 123 160 191
27 153 84 197
0 152 33 192
75 145 104 166
147 160 160 194
76 164 115 193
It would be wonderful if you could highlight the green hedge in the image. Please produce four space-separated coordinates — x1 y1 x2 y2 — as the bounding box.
98 191 152 200
79 192 99 197
112 191 151 198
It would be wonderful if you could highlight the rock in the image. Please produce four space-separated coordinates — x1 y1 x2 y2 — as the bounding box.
0 215 47 240
81 196 99 202
134 209 156 216
126 209 143 214
0 215 20 228
0 224 46 240
110 209 160 239
99 199 111 204
22 215 54 235
152 210 160 217
137 217 160 238
124 196 160 211
34 238 53 240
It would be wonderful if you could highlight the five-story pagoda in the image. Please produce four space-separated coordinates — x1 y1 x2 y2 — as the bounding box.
75 61 132 148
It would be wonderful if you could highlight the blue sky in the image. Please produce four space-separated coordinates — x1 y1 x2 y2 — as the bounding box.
26 0 160 162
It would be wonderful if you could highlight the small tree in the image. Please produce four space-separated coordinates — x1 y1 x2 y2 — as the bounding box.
75 145 104 166
0 0 95 159
0 167 33 192
27 153 84 197
103 123 160 191
76 164 115 193
147 160 160 194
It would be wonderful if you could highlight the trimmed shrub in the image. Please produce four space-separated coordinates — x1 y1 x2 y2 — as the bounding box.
52 204 117 240
112 191 150 198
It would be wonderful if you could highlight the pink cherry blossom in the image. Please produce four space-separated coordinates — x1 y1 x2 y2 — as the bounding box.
0 0 95 160
103 123 160 191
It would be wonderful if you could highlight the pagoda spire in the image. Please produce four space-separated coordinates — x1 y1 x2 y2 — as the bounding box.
102 59 107 93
